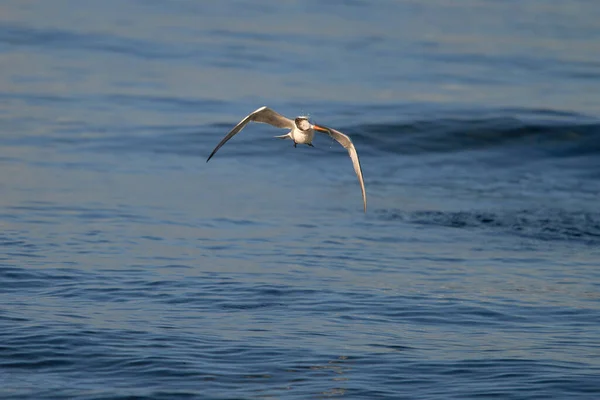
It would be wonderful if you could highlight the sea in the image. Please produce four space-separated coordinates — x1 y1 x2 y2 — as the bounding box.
1 1 599 399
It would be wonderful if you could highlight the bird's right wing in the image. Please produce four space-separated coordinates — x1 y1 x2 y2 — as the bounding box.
207 106 294 162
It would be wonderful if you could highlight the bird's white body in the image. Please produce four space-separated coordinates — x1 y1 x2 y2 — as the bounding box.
273 115 315 145
206 106 367 212
278 127 314 145
293 128 314 144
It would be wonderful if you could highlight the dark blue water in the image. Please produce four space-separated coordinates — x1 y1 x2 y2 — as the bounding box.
2 1 600 398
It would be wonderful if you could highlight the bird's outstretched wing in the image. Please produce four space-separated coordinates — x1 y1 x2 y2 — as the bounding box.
207 106 294 162
313 125 367 213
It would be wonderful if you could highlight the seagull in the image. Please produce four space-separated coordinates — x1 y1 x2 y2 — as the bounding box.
206 106 367 212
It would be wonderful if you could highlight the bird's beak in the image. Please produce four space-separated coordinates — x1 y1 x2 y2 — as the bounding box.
312 124 328 132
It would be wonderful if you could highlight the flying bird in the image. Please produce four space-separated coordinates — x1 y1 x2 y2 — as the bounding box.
206 106 367 212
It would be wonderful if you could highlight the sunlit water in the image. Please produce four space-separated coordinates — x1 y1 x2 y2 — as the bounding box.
1 1 600 399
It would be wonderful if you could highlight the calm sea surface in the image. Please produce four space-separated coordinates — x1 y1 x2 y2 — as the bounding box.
1 1 600 399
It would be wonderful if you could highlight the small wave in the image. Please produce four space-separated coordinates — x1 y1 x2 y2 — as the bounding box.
13 101 597 167
99 114 600 161
380 208 600 245
351 113 600 159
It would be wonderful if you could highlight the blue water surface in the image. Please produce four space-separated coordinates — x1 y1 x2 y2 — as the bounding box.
1 1 600 399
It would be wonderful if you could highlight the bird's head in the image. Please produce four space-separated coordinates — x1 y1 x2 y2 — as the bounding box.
295 117 311 131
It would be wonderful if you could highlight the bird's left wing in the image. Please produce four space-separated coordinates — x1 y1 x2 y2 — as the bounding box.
313 125 367 213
